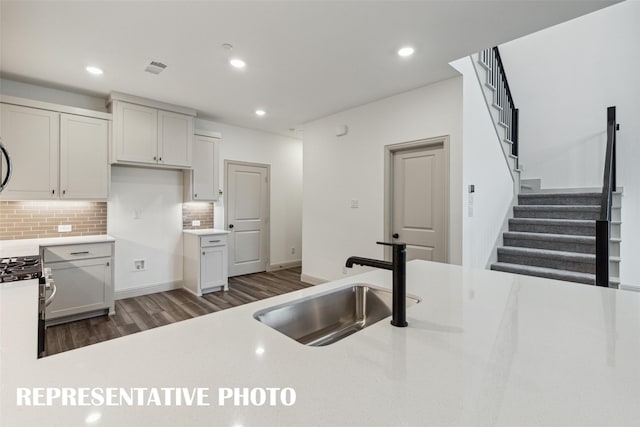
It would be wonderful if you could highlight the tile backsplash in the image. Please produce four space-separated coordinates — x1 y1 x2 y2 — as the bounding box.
182 202 214 229
0 201 107 240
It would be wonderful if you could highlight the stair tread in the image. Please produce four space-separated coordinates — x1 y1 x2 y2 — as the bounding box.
491 262 595 284
498 246 594 260
503 231 595 242
514 205 600 209
510 218 594 224
520 192 601 198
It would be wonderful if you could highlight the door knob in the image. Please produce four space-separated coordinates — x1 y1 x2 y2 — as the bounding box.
392 233 399 239
229 224 234 229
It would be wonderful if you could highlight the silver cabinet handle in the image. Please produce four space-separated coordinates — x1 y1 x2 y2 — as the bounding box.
70 251 90 255
208 240 220 244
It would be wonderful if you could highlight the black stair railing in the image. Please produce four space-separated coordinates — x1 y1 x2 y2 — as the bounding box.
480 47 519 162
595 106 618 287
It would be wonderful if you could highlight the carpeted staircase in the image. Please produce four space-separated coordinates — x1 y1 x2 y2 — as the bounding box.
491 191 621 286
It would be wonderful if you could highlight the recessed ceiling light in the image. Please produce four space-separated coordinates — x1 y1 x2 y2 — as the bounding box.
255 109 266 117
397 47 415 57
229 58 246 69
85 66 103 75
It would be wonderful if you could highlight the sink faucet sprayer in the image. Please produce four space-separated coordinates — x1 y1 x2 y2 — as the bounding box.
345 241 408 327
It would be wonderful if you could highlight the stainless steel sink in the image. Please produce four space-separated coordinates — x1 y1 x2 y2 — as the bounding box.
253 284 420 346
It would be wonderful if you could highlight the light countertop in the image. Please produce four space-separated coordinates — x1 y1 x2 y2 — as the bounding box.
1 260 639 426
0 235 115 258
182 228 229 236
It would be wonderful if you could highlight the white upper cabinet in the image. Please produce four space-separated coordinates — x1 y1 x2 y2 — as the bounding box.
185 133 220 201
0 104 59 199
108 93 195 169
115 102 158 164
59 114 109 199
0 98 111 201
158 110 192 167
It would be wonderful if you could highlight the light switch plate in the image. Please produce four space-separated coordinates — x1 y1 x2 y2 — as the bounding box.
57 224 72 233
192 220 201 227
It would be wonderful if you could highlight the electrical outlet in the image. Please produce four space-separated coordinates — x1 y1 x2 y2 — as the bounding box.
350 199 359 209
192 220 201 227
133 259 146 271
57 224 72 233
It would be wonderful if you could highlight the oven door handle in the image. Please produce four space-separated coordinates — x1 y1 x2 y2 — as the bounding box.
45 282 57 307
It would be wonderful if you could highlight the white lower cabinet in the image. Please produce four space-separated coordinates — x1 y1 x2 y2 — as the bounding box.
42 242 115 326
183 232 228 295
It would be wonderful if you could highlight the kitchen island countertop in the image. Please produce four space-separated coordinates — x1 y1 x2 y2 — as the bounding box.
1 260 639 426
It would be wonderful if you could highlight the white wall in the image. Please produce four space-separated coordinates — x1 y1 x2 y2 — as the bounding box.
302 77 463 282
0 78 106 112
451 56 515 268
498 1 640 287
195 118 303 266
108 166 183 292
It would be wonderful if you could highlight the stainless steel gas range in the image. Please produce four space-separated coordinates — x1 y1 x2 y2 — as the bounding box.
0 256 56 357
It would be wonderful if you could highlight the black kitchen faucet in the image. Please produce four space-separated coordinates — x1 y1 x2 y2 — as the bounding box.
345 241 408 327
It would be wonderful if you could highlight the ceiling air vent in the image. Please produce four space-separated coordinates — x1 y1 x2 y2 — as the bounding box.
145 61 167 75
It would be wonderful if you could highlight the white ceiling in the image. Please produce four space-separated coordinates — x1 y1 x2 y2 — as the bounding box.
0 1 618 136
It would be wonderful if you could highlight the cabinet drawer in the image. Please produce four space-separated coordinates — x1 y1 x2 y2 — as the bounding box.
43 242 112 262
200 235 227 248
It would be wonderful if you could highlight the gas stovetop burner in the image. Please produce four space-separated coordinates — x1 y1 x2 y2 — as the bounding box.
0 255 42 283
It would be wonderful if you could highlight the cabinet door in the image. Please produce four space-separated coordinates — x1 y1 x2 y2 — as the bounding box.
60 114 109 199
201 245 228 291
191 134 219 200
115 101 158 164
0 104 59 199
45 257 112 320
158 110 192 168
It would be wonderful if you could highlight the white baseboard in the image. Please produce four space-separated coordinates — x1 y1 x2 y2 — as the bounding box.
300 274 328 286
267 260 301 272
620 283 640 293
115 280 183 300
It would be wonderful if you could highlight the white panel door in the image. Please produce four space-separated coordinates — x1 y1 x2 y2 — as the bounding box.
158 110 192 167
226 162 269 276
59 114 109 199
191 134 219 201
0 104 59 199
115 101 158 164
392 145 447 262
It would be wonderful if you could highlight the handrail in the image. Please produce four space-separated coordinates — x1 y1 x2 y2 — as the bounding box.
595 106 618 287
480 47 520 161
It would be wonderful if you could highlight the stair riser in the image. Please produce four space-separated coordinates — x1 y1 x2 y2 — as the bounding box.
497 253 595 274
518 195 601 206
503 237 595 254
513 207 600 220
508 221 595 236
490 265 595 285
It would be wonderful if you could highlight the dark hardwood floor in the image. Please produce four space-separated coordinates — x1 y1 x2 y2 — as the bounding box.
45 267 310 356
